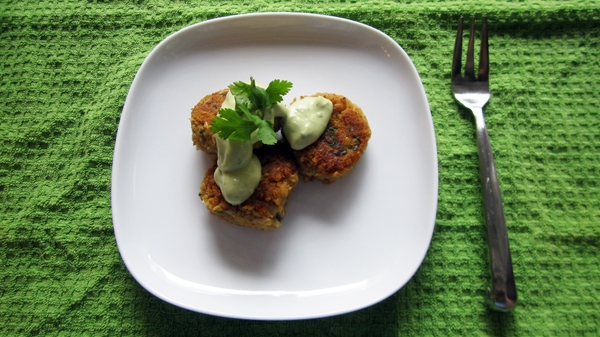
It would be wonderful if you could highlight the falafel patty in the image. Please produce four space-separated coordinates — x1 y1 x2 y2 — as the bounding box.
200 143 299 230
292 93 371 184
190 89 228 154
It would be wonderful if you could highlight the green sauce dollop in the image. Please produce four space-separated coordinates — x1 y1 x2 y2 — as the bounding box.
214 90 333 205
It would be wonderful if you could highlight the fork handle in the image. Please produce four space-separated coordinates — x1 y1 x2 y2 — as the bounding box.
473 108 518 311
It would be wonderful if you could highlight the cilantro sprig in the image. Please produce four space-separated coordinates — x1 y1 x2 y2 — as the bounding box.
210 77 293 145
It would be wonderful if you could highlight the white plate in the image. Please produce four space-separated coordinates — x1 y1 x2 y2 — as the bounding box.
112 13 437 320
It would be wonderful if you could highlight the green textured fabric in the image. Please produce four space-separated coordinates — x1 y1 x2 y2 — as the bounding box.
1 0 599 335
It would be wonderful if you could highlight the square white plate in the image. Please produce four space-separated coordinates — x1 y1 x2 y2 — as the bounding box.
112 13 437 320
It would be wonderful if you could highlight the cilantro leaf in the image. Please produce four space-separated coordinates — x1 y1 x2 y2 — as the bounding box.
210 108 257 141
238 103 261 124
266 79 293 104
256 119 278 145
229 81 254 110
212 77 292 144
237 104 277 145
250 82 269 109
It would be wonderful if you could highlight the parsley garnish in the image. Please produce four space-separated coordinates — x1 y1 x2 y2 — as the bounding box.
210 77 293 145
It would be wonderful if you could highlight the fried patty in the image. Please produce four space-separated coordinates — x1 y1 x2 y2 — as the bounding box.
190 88 228 154
292 93 371 183
199 143 299 230
190 88 277 155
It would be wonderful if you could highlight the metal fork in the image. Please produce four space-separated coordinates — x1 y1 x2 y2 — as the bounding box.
451 17 517 311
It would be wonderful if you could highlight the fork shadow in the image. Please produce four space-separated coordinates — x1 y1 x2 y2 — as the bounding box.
487 307 517 336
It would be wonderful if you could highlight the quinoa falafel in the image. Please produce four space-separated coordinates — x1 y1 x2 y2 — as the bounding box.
190 88 228 155
292 93 371 184
192 89 370 229
199 143 299 231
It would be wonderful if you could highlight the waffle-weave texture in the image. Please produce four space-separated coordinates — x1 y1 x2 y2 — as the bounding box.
1 0 599 336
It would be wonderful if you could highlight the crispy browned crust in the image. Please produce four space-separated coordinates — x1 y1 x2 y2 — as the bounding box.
190 89 228 154
199 143 299 230
292 93 371 184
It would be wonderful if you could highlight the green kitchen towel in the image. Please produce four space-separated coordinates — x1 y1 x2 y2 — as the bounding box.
1 0 599 336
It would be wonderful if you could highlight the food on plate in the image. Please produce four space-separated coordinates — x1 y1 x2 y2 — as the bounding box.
208 78 292 206
191 77 370 229
190 88 227 155
200 143 299 231
292 93 371 183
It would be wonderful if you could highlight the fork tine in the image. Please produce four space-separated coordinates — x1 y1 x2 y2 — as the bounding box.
478 17 489 81
465 18 476 80
451 17 464 79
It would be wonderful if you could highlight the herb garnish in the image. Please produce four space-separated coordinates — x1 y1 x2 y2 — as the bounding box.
210 77 293 145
